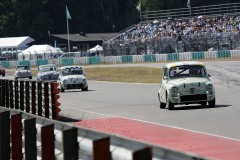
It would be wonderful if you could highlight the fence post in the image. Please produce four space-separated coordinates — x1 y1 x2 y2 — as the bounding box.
93 137 111 160
11 113 22 160
24 118 37 160
2 79 6 107
19 81 25 111
31 81 36 114
9 80 14 108
0 79 2 106
44 82 49 118
14 80 19 109
63 128 78 160
37 81 43 116
133 147 152 160
5 80 9 108
41 124 55 160
25 80 30 112
0 111 10 160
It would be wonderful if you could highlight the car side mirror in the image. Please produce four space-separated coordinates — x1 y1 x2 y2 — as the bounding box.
163 76 167 80
208 73 211 77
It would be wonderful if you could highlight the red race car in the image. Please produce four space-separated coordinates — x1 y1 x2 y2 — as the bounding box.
0 64 5 76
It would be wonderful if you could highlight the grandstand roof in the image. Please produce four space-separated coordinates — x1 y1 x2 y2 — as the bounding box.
52 33 118 42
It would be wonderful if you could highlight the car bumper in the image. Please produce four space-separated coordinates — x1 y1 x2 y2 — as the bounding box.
62 83 88 89
170 91 215 104
15 76 32 78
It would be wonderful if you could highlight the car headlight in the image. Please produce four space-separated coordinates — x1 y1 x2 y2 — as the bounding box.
172 86 178 93
54 73 59 78
82 78 86 83
171 86 179 96
206 84 213 91
63 80 67 84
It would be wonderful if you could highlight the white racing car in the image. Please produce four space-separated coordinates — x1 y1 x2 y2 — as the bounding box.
14 65 32 80
158 61 215 110
58 65 88 92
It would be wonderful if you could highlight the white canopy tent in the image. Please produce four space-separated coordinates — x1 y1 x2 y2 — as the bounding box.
87 45 103 53
18 44 63 60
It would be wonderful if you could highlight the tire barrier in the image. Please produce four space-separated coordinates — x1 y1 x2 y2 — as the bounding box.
0 79 60 120
0 108 209 160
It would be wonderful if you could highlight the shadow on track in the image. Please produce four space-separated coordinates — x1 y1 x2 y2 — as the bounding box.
170 104 230 111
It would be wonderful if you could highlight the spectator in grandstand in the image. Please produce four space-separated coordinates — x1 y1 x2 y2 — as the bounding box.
109 14 240 53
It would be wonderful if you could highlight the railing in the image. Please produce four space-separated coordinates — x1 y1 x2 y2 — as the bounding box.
0 79 60 120
1 49 240 69
141 2 240 21
0 107 210 160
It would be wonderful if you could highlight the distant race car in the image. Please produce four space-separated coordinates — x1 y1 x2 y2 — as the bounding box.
58 65 88 92
158 61 215 110
37 64 59 82
14 65 32 80
0 64 5 77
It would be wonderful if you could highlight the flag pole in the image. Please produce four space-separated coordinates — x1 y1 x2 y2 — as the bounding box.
187 0 192 16
66 6 70 54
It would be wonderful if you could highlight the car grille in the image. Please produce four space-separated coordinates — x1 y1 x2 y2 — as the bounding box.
66 84 83 89
180 94 207 102
48 75 58 80
42 74 58 80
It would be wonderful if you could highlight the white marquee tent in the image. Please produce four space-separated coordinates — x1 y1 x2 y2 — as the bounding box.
87 44 103 53
18 44 63 60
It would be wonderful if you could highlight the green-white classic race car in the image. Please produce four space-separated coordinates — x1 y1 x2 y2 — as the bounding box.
158 61 215 110
58 66 88 92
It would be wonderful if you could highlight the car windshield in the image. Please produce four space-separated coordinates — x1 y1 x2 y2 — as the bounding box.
17 66 29 70
62 68 83 76
40 66 56 72
169 65 206 78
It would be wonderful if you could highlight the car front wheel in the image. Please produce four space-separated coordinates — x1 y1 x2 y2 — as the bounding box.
158 93 166 109
208 98 215 107
166 93 174 110
82 86 88 91
60 84 65 92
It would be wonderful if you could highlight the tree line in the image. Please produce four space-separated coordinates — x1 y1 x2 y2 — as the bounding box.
0 0 236 40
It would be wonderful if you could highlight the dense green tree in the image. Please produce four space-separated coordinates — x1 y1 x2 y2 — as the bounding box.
0 0 16 37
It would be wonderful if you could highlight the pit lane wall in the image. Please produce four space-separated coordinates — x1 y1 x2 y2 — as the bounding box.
1 50 240 68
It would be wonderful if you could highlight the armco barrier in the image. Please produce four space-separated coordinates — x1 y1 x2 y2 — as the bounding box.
0 79 60 120
0 107 210 160
2 50 240 69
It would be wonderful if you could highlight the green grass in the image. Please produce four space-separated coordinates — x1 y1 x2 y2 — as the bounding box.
84 67 162 83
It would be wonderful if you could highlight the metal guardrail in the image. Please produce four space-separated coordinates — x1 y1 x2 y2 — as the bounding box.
141 2 240 21
0 107 210 160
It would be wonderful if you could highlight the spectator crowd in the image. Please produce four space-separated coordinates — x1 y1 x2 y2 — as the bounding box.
112 15 240 44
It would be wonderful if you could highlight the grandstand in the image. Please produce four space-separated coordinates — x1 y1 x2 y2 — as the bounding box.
103 2 240 56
